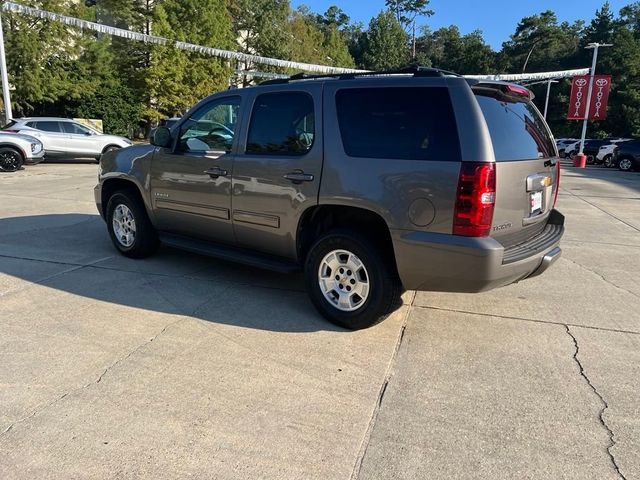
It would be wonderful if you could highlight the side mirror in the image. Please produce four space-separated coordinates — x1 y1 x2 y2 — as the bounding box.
84 131 93 136
152 126 172 148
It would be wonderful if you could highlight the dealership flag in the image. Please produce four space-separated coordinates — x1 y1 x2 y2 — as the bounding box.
567 75 612 120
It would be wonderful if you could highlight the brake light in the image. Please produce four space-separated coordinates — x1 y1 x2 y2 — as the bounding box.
2 129 20 133
503 84 531 98
453 162 496 237
553 161 561 207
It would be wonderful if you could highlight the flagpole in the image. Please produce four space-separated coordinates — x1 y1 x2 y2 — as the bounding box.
0 9 13 122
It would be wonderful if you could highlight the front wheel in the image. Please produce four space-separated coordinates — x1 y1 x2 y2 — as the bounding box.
106 190 159 258
0 147 24 172
304 230 403 330
618 157 633 172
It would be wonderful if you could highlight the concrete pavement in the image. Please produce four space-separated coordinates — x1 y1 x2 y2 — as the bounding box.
0 163 638 479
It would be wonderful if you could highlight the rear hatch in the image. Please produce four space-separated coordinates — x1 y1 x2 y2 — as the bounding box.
472 83 560 249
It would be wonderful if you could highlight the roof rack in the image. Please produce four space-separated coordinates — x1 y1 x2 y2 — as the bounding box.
259 66 461 85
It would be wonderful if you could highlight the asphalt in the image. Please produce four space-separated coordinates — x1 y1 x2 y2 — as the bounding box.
0 162 638 479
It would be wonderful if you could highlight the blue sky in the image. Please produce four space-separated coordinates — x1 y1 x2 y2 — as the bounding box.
290 0 630 49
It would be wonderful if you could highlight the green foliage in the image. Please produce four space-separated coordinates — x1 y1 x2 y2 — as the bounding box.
385 0 433 30
361 11 410 70
71 84 143 136
146 0 233 120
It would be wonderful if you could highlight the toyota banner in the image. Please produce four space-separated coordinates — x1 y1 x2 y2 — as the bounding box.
567 75 612 121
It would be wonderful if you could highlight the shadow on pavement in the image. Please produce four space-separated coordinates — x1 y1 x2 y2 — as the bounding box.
0 213 343 333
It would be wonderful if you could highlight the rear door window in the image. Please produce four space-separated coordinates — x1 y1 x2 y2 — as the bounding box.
34 121 63 133
335 87 461 161
475 93 556 160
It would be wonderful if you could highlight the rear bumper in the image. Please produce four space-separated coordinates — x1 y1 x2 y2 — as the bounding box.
392 210 565 292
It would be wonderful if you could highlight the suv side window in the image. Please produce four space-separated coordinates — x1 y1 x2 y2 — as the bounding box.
177 97 240 153
34 121 62 133
335 87 461 161
246 92 315 155
62 122 92 135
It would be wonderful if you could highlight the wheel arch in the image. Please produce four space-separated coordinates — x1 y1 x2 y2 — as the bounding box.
102 144 122 154
296 204 398 271
0 143 26 160
101 177 148 219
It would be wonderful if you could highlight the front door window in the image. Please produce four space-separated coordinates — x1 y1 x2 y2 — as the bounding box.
177 97 241 153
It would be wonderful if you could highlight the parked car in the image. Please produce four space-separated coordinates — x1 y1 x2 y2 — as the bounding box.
2 117 132 162
556 138 578 157
95 67 564 330
597 139 632 168
0 132 45 172
613 139 640 171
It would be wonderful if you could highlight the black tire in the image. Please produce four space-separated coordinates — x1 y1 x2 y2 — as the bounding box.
0 147 24 172
618 157 633 172
98 145 121 164
106 190 159 258
304 229 403 330
603 155 614 168
586 155 595 165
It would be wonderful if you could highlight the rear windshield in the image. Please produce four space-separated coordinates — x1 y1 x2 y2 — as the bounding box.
475 93 556 161
335 87 461 161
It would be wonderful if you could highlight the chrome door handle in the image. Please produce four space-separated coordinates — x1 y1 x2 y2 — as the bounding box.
283 171 314 184
204 167 228 178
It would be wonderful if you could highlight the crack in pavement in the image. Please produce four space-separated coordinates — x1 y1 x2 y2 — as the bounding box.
350 291 416 480
414 304 640 336
0 317 183 441
564 189 640 234
565 325 627 480
563 257 639 299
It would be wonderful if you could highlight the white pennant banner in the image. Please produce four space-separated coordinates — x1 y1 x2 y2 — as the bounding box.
2 2 367 75
2 2 590 82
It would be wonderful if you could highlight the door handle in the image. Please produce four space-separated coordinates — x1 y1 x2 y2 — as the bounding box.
204 167 228 178
283 171 314 184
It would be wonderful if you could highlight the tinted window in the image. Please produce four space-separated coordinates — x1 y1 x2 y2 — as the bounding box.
246 92 315 155
475 93 555 160
178 97 240 153
34 121 62 133
335 87 461 161
62 122 92 135
2 120 17 129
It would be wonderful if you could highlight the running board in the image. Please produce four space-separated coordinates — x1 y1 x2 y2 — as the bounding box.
159 233 301 274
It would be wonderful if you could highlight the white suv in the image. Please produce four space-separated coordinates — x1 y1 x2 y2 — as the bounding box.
4 117 132 162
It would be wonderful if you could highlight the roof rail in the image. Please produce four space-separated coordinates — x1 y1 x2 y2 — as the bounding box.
259 66 461 85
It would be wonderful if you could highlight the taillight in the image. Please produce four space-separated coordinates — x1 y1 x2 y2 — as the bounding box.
2 129 19 133
453 162 496 237
553 161 561 207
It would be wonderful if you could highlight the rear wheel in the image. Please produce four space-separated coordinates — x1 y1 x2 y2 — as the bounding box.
586 155 595 165
106 190 159 258
618 157 633 172
0 147 24 172
304 230 402 330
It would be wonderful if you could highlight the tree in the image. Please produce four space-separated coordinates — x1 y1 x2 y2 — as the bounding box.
361 11 410 70
385 0 433 31
146 0 233 120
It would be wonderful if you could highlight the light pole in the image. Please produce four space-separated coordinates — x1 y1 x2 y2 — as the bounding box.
543 79 559 119
0 9 13 122
578 42 612 155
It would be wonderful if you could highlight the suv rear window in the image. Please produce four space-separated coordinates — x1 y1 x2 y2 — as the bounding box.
475 93 556 160
1 120 17 129
335 87 461 161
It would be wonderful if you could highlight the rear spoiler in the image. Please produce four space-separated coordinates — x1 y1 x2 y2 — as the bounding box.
467 80 535 101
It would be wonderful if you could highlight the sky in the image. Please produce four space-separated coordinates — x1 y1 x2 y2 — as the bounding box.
290 0 630 50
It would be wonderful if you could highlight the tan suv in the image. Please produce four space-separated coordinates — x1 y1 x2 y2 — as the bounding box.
95 67 564 329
